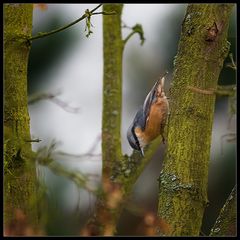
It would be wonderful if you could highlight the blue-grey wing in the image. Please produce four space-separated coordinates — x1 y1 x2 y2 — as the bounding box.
127 122 140 150
142 81 159 126
133 107 146 129
127 108 145 150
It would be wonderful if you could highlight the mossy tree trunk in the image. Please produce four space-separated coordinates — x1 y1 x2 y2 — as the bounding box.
102 4 123 177
83 4 124 236
210 185 236 236
3 3 38 232
157 4 234 236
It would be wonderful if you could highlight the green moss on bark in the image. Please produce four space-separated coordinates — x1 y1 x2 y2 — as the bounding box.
210 186 236 236
3 4 38 229
83 5 124 236
102 4 123 177
157 4 234 236
4 3 33 161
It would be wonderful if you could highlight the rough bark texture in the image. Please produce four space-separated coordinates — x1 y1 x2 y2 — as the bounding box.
96 5 162 235
4 3 32 160
82 4 124 236
210 185 236 236
117 137 163 196
3 3 38 231
102 4 123 177
157 4 234 236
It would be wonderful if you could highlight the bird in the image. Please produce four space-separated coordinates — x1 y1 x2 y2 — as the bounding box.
127 72 169 156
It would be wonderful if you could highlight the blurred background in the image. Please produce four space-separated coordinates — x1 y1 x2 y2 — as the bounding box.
28 4 236 236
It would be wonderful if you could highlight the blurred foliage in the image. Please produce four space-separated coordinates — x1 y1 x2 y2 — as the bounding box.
37 164 91 235
4 209 44 236
28 13 81 94
34 4 48 11
218 7 236 86
202 145 236 235
44 189 83 235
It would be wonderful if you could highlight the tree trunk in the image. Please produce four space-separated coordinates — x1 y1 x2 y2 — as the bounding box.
157 4 234 236
82 4 124 236
3 3 38 232
210 185 236 236
102 4 124 176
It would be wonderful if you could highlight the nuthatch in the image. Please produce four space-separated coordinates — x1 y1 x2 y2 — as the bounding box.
127 73 169 156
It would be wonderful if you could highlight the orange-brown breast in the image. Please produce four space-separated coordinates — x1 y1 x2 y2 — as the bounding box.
135 98 168 146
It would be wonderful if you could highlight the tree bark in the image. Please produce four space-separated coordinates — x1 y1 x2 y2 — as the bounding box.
157 4 234 236
82 4 124 236
102 4 124 177
3 3 38 232
210 185 236 236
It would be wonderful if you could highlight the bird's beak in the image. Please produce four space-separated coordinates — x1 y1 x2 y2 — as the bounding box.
140 147 145 157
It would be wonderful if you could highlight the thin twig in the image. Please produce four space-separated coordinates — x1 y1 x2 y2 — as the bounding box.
55 134 102 160
28 91 81 113
121 21 132 29
123 31 137 45
86 134 101 154
49 97 81 113
92 11 116 16
36 142 100 193
226 53 237 70
55 151 101 159
123 23 145 46
220 133 236 155
29 4 109 41
187 86 215 95
216 85 236 96
38 156 98 193
90 4 102 13
115 136 162 195
28 90 61 104
187 85 236 96
25 138 42 143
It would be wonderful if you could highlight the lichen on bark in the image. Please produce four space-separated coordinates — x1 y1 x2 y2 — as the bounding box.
157 4 234 236
3 3 38 230
210 185 236 236
4 3 32 163
102 4 124 178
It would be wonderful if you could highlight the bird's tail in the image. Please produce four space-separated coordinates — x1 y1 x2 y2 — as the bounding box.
156 71 168 96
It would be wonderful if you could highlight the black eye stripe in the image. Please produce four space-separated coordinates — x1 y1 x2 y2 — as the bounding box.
131 126 141 150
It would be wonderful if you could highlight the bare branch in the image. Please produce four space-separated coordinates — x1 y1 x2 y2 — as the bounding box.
112 136 162 196
187 85 236 96
90 4 102 13
55 134 102 160
49 96 81 113
25 138 42 143
55 151 101 159
29 4 104 41
92 11 116 16
220 132 236 155
225 53 236 70
29 4 116 41
36 142 100 194
28 91 81 114
86 134 101 154
187 86 215 95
